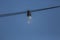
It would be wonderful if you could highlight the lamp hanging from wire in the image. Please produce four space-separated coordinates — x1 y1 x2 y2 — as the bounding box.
27 10 32 24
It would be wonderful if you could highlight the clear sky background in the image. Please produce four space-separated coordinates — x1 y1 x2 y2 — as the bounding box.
0 0 60 40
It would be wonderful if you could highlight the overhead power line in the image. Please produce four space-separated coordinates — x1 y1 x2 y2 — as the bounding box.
0 5 60 17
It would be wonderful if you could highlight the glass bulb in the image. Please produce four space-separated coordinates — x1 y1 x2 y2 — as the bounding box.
27 16 32 24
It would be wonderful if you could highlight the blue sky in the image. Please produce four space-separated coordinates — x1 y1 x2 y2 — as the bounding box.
0 0 60 40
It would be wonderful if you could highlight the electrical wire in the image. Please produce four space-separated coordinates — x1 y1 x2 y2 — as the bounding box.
31 6 60 12
0 5 60 17
0 11 26 17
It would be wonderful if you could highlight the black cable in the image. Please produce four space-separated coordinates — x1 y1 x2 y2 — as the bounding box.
0 5 60 17
0 11 26 17
31 6 60 12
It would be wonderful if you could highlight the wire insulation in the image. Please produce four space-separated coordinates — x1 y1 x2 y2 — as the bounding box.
0 5 60 17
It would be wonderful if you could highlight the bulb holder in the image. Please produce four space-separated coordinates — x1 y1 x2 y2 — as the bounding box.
27 10 31 16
